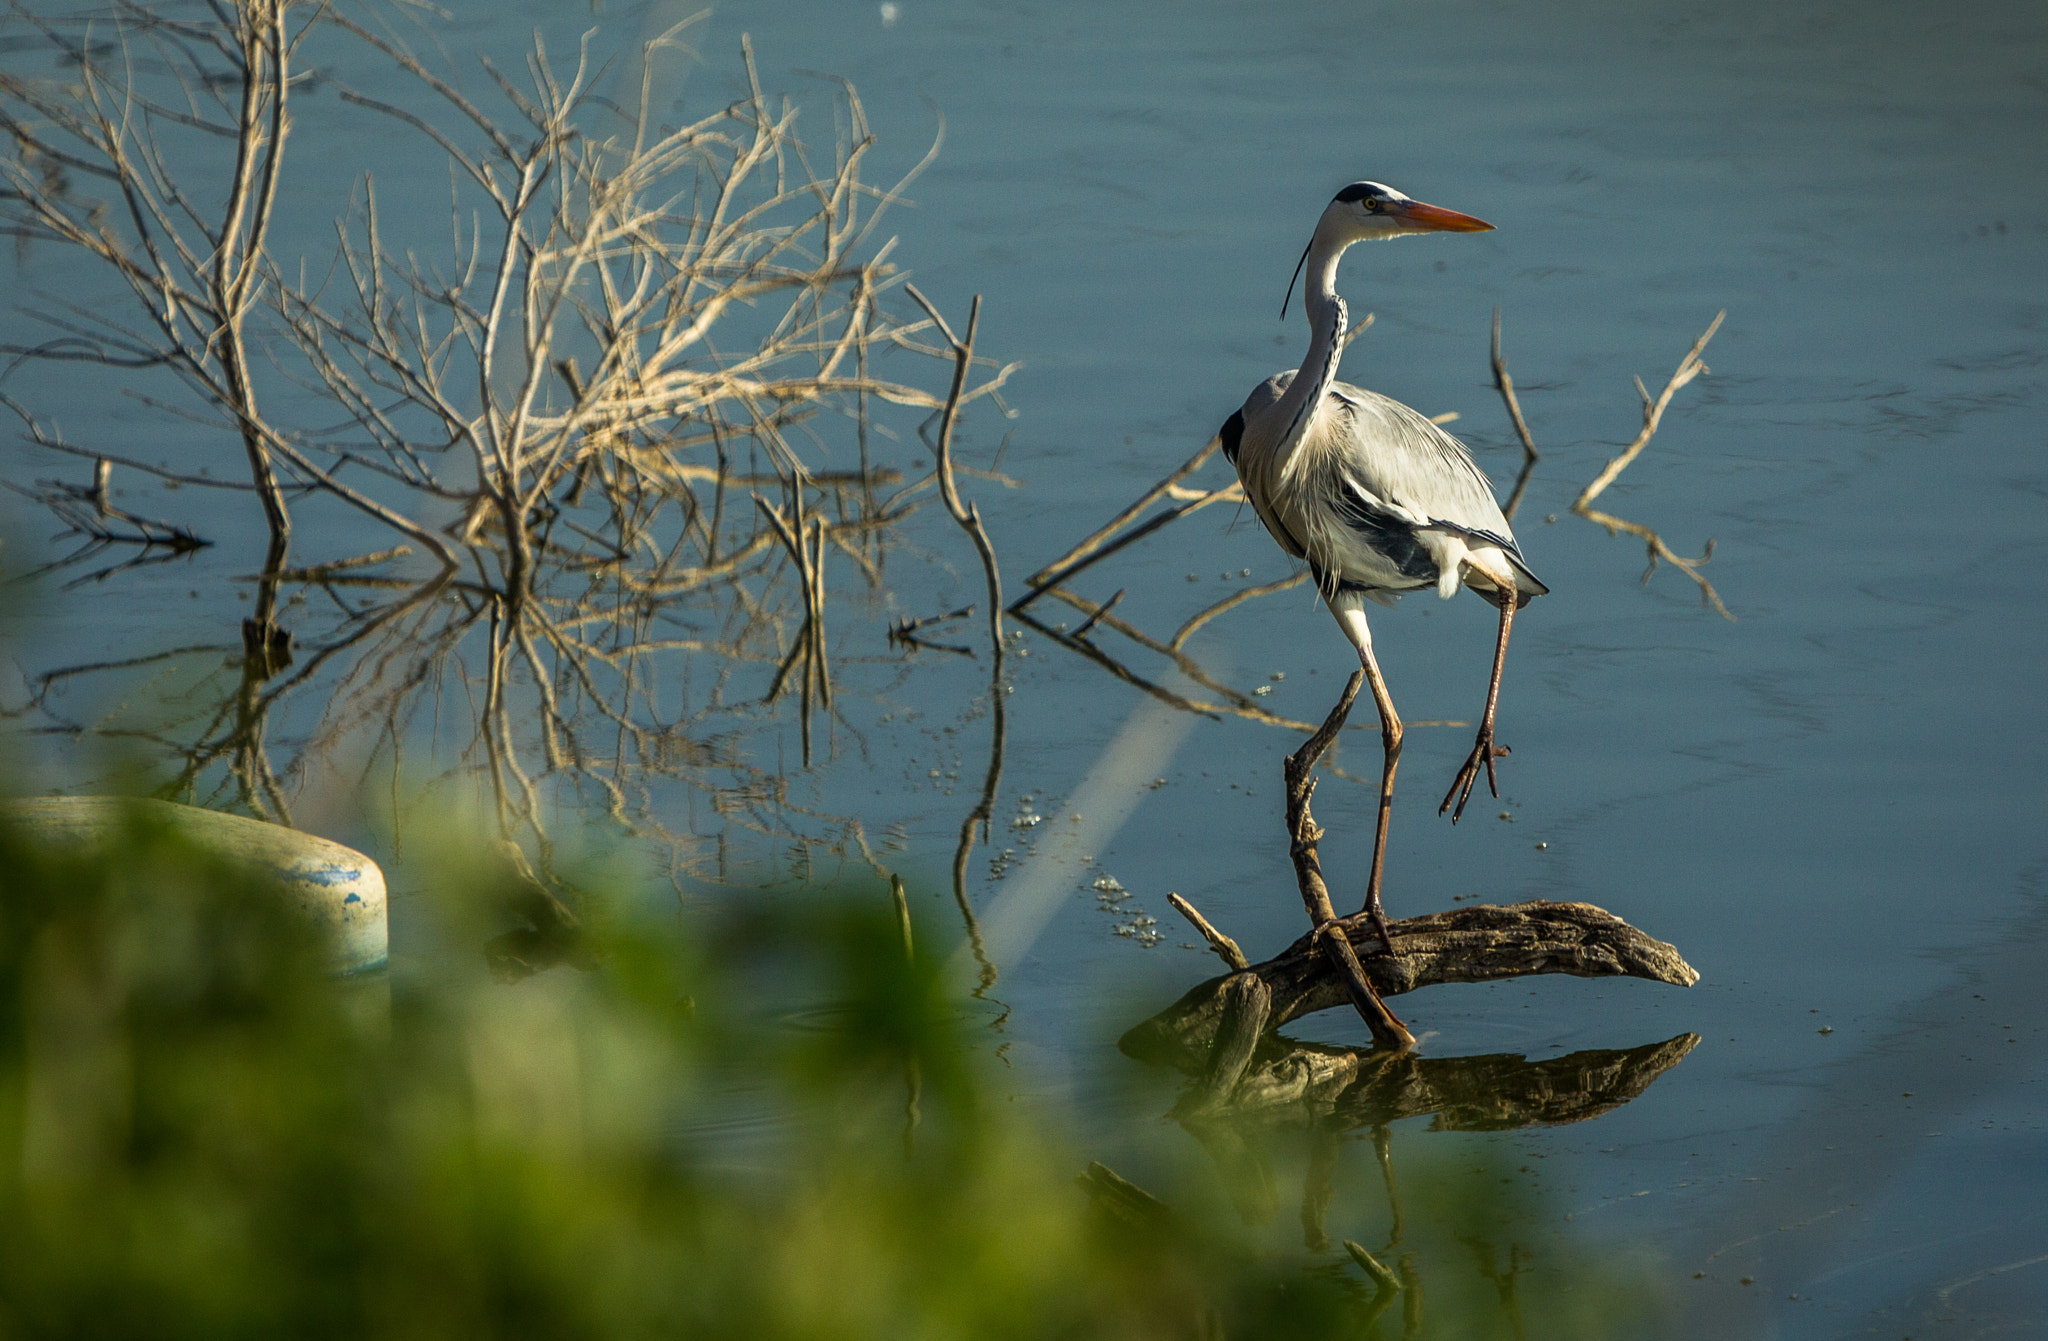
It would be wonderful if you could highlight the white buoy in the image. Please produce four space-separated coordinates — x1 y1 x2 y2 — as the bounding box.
5 796 389 974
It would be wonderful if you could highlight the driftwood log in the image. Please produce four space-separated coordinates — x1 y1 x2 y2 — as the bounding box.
1122 900 1700 1077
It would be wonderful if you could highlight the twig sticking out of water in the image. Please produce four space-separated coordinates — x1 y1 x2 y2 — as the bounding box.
1077 1161 1176 1229
889 874 915 960
0 453 211 554
1069 587 1125 639
1012 465 1242 608
267 547 412 582
1016 439 1222 600
1167 892 1249 972
889 605 976 656
1489 308 1540 522
1567 312 1732 619
892 605 975 637
1168 571 1309 652
1345 1242 1404 1295
906 285 1005 652
1488 310 1730 615
903 284 1006 993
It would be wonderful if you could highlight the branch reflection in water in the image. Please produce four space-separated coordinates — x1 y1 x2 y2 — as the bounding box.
18 392 1015 898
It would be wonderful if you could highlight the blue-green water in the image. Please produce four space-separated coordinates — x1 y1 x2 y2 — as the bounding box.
5 0 2046 1333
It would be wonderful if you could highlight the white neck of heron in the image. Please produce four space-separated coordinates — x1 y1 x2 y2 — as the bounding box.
1270 226 1354 477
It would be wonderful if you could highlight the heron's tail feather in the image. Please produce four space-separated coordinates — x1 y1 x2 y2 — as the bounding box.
1506 553 1549 600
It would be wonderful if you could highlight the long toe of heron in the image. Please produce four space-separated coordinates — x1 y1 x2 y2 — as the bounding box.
1441 733 1508 822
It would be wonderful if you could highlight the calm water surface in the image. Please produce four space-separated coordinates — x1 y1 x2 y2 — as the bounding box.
4 0 2045 1334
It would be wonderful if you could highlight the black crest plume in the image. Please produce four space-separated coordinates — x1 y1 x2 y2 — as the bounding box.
1280 234 1313 320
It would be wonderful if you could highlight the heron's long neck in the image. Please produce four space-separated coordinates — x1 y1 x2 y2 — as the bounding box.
1269 232 1351 478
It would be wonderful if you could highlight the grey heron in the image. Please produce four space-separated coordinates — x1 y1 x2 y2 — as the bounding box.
1217 180 1545 948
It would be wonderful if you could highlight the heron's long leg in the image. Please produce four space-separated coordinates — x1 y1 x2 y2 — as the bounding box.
1441 591 1516 822
1330 601 1401 949
1356 637 1403 945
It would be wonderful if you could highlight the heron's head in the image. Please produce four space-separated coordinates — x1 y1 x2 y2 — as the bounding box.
1281 181 1496 318
1324 181 1494 242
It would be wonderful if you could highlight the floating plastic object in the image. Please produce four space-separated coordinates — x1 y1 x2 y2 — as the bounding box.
5 796 388 974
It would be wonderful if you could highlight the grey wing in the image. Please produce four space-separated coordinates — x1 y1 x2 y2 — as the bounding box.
1222 376 1311 561
1322 385 1536 569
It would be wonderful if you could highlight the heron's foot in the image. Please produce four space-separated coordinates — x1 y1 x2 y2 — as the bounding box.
1440 727 1509 823
1358 891 1398 956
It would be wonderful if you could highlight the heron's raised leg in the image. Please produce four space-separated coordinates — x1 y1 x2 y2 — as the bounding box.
1441 590 1516 823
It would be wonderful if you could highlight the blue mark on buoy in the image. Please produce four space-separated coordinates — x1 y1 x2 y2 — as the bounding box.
273 862 360 887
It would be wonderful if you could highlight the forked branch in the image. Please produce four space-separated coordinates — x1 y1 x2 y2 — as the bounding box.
1490 310 1732 618
905 284 1005 652
1569 312 1732 619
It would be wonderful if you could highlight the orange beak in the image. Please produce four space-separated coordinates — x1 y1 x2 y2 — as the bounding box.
1391 200 1495 233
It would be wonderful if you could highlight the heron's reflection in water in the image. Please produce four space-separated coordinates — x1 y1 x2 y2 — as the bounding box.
1149 1033 1696 1331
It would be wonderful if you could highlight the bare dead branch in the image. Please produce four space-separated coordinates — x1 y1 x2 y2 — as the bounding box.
904 283 1005 652
1169 571 1308 651
1489 307 1539 522
1020 437 1220 592
1569 312 1732 619
1167 892 1249 973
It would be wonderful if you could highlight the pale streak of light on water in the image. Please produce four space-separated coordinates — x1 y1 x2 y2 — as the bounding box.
956 693 1197 986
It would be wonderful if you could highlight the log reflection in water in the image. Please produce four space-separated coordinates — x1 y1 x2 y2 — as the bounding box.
1083 1035 1691 1330
1173 1032 1701 1126
1170 1035 1693 1317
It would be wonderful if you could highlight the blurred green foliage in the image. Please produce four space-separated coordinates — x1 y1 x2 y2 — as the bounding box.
0 804 1661 1338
